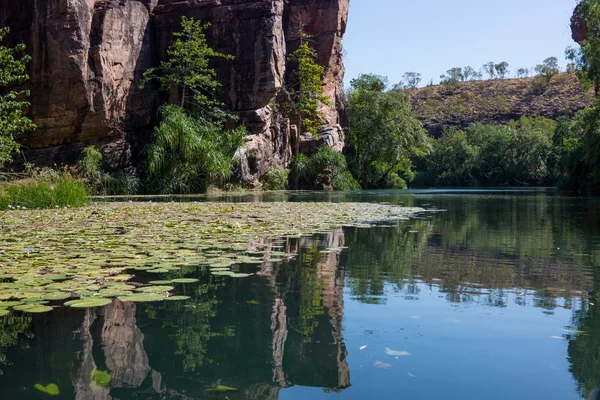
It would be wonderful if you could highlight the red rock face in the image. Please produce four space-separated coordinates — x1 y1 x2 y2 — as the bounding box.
572 3 587 44
0 0 349 183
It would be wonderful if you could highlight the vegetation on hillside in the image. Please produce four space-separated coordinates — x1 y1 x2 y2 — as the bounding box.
409 73 594 135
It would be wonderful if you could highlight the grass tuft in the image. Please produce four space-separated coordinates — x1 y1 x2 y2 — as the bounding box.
0 175 89 210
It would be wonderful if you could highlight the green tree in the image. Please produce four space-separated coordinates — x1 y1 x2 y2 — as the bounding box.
146 105 245 194
506 116 556 185
567 0 600 95
141 17 234 120
494 62 510 79
467 122 513 184
483 62 496 79
463 66 480 81
402 72 422 88
425 127 479 186
440 67 464 84
346 74 429 188
0 27 35 167
288 35 330 153
516 68 529 78
535 57 560 85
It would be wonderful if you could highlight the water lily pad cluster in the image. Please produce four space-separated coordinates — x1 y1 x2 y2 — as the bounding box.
0 202 419 313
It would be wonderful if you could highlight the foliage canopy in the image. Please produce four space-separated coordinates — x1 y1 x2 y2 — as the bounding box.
0 27 35 167
141 17 234 120
346 74 429 189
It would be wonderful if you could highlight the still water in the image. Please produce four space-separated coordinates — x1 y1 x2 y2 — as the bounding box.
1 189 600 400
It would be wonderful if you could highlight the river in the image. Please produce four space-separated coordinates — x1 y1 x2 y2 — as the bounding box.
0 189 599 399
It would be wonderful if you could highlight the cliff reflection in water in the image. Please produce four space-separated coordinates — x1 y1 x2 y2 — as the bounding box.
0 192 599 399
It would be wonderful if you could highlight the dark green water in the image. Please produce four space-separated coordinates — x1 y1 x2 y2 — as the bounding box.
2 189 600 400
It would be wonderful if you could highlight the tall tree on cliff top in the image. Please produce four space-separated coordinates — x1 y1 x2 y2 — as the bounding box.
0 27 35 168
141 17 234 120
567 0 600 95
289 34 330 157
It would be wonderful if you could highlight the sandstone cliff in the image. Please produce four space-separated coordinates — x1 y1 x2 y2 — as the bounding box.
0 0 349 185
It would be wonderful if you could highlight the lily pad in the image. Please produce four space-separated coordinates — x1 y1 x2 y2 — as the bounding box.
230 273 253 278
13 304 53 313
211 271 234 276
34 383 60 396
171 278 200 284
149 280 173 285
42 292 73 301
118 293 167 303
165 295 191 301
92 370 111 387
137 285 174 293
0 309 10 317
65 298 112 308
206 385 238 393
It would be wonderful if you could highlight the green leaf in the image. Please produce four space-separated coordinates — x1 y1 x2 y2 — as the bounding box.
65 298 112 308
171 278 199 284
92 370 111 388
206 385 238 393
34 383 60 396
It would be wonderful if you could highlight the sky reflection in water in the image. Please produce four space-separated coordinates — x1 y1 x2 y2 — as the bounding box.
0 190 599 400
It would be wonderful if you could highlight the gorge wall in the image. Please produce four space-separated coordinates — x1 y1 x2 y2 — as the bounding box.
0 0 349 186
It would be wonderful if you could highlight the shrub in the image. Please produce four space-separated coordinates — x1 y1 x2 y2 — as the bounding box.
294 146 360 190
101 171 140 196
261 167 289 190
77 146 141 196
53 175 89 207
146 104 246 194
78 146 103 182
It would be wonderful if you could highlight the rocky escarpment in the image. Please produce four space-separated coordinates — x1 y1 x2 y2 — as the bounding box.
0 0 349 186
409 74 594 137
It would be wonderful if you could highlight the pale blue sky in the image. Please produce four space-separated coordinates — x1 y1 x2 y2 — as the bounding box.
342 0 579 87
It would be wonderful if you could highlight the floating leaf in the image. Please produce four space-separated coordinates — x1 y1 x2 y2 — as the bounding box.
137 285 174 293
34 383 60 396
171 278 199 284
0 301 23 308
246 300 260 305
13 304 53 313
92 370 111 387
230 273 253 278
65 298 112 308
0 309 9 317
118 293 167 303
165 295 191 301
42 292 73 301
206 385 238 393
149 280 173 285
211 271 234 276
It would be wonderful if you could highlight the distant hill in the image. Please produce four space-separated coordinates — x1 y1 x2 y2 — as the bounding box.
408 73 595 136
